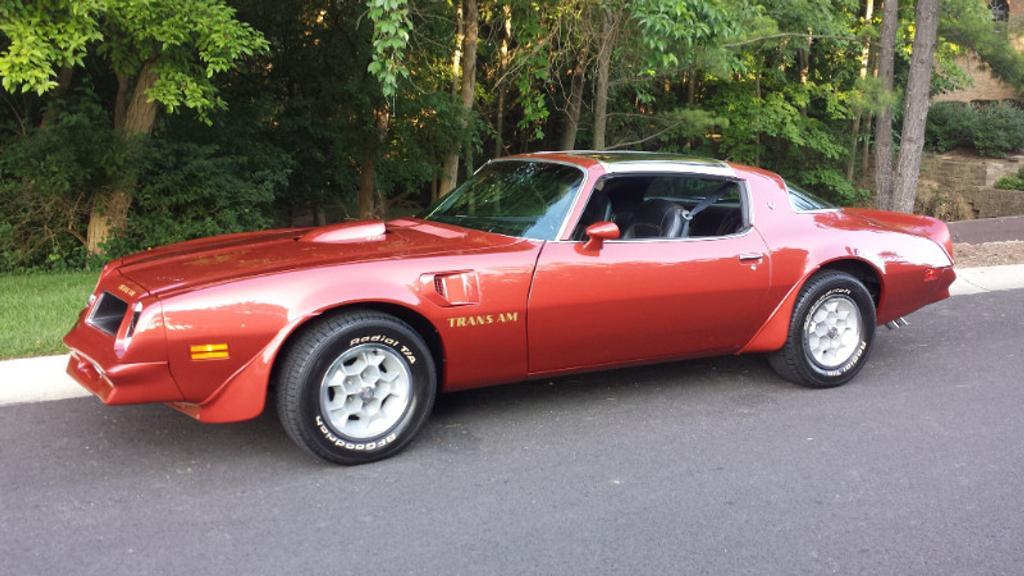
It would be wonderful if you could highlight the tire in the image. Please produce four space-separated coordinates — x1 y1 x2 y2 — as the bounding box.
275 310 437 464
768 270 876 388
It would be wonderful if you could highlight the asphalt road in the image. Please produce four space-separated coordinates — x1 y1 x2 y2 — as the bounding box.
949 215 1024 244
2 289 1023 576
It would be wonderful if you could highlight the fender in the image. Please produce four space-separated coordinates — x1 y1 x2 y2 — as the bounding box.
739 256 886 354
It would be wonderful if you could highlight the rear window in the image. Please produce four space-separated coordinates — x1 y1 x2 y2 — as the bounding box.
786 183 835 212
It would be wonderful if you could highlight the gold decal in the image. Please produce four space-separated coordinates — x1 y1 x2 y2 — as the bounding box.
448 312 519 329
117 284 137 298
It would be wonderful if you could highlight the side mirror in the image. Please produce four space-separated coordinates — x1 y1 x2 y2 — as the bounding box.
582 221 620 251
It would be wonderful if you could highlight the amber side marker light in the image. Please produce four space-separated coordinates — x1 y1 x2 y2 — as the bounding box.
190 343 230 361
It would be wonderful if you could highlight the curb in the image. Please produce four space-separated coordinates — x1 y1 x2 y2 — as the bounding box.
949 263 1024 295
0 354 89 406
3 263 1023 408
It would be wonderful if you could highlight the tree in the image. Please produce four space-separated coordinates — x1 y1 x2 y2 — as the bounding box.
591 6 621 150
0 0 267 253
439 0 479 196
891 0 940 213
873 0 899 210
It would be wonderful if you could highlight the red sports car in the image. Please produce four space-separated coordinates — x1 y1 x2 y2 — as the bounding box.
64 152 956 464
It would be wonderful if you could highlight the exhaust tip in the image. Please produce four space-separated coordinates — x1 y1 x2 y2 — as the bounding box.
885 316 909 330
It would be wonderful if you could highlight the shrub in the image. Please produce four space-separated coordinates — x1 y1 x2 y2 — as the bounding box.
0 95 293 272
994 167 1024 190
104 139 292 257
0 98 118 272
925 102 974 153
972 104 1024 157
925 101 1024 157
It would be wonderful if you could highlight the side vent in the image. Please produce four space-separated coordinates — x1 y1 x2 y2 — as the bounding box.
421 271 480 306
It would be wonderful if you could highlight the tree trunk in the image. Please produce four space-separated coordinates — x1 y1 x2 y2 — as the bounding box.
357 149 377 219
892 0 940 213
439 0 478 196
592 9 616 150
86 62 160 254
558 44 589 150
873 0 898 210
113 71 130 132
754 71 762 166
494 4 511 157
39 67 74 128
847 0 875 181
357 108 392 219
120 63 159 136
861 110 873 178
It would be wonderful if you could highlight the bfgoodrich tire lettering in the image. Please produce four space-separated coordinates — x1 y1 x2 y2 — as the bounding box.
768 270 876 388
276 310 436 464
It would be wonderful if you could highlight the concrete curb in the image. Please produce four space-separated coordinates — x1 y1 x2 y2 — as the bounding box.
3 263 1023 408
949 263 1024 295
0 354 88 406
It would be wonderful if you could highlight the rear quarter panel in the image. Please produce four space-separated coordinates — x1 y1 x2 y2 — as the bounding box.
734 165 954 353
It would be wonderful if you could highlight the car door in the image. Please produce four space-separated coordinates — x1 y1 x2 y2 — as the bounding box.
526 182 772 375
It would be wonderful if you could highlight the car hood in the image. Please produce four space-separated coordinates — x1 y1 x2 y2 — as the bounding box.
115 218 523 296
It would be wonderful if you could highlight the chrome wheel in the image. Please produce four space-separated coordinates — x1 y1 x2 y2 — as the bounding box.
319 344 412 440
803 294 863 369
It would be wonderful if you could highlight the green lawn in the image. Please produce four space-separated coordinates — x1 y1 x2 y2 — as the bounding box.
0 271 98 360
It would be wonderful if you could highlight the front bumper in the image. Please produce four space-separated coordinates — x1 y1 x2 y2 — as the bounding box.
63 297 183 405
65 351 182 405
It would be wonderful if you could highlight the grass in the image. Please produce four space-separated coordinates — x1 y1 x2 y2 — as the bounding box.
0 271 98 360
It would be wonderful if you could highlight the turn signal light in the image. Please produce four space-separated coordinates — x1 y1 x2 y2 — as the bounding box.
190 343 230 361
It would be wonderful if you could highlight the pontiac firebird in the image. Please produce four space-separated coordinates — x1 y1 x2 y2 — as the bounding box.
63 152 956 464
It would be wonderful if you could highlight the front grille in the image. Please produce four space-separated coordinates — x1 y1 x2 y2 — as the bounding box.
88 292 128 336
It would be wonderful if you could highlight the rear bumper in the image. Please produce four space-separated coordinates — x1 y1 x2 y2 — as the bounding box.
877 265 957 325
925 265 957 304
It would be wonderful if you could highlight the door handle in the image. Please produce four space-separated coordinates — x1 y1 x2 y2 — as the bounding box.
739 252 764 262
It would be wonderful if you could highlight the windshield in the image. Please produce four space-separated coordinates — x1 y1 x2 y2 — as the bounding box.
421 160 585 240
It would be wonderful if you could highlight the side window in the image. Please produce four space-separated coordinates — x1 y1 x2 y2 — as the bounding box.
786 182 835 212
572 174 746 240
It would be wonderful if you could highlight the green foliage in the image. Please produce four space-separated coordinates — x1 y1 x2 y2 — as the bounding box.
925 102 1024 157
995 167 1024 191
104 138 291 256
0 95 118 271
3 0 1023 273
925 101 974 152
941 0 1024 91
1 0 268 122
971 103 1024 157
631 0 737 71
366 0 412 100
0 1 104 94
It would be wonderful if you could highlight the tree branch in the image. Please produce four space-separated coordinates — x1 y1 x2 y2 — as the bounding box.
723 32 855 48
607 119 692 150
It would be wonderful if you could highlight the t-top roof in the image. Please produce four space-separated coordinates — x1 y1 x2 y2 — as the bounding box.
527 150 734 177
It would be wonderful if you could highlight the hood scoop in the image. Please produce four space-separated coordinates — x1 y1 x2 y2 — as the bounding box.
299 220 387 243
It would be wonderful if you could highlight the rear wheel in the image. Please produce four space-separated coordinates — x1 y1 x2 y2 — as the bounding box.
276 310 436 464
768 270 876 388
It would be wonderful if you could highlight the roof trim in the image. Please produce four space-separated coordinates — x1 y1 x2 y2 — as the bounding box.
522 150 736 177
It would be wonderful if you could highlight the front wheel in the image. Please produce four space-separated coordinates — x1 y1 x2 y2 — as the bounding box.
275 310 437 464
768 270 876 388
